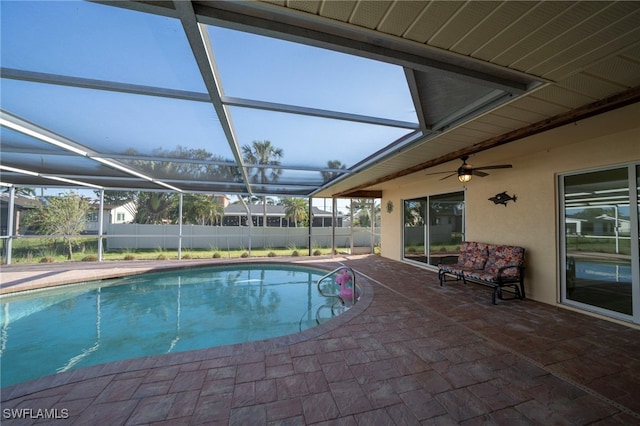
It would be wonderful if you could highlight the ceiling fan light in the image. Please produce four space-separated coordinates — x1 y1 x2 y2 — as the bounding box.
458 172 472 183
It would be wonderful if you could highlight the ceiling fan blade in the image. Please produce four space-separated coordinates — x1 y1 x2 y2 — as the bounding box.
474 164 512 171
425 170 456 176
471 170 489 177
439 172 458 180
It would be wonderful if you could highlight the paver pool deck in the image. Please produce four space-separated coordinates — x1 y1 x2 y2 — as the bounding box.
1 254 639 425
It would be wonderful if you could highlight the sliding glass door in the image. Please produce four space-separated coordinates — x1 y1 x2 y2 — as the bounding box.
403 191 464 267
561 164 639 322
403 198 427 263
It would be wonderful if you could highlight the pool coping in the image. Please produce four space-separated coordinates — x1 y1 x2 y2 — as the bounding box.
0 256 374 400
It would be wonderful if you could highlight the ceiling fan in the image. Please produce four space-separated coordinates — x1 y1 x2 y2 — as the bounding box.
426 155 512 183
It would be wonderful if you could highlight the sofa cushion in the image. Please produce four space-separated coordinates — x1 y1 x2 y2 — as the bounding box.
484 245 524 279
442 265 475 276
457 241 489 270
464 270 499 283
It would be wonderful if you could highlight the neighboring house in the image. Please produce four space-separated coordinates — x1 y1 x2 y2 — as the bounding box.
565 217 588 235
593 214 631 236
1 195 137 236
85 201 136 234
83 198 339 230
222 204 342 227
109 202 136 224
566 214 631 237
0 193 42 235
213 194 230 208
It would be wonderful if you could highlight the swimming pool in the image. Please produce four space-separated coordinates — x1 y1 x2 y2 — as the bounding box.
0 264 352 387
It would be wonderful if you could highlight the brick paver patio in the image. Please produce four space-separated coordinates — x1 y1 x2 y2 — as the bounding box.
1 255 639 425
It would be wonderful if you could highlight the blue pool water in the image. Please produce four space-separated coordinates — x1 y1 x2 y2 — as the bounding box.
575 259 631 283
0 264 341 387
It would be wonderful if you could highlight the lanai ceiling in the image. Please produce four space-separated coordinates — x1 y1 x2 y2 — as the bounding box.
1 1 639 199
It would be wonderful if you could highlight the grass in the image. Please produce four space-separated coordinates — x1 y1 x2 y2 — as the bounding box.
565 236 631 255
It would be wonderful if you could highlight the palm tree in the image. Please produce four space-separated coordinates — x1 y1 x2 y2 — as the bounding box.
182 194 224 225
320 160 347 212
242 140 283 227
281 197 308 227
134 192 176 224
321 160 346 182
346 198 380 227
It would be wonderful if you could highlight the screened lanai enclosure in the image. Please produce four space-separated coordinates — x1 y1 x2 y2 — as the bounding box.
0 0 541 262
2 1 639 268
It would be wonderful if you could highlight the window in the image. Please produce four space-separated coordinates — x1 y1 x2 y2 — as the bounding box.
403 191 464 266
560 164 639 323
87 212 98 222
116 213 125 222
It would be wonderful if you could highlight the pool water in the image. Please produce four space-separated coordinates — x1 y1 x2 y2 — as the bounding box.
0 264 338 387
574 259 631 283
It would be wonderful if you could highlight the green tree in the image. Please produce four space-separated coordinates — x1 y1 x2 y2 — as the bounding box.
117 146 238 224
242 140 283 227
24 192 90 259
134 192 177 224
404 199 425 227
182 194 224 225
321 160 346 182
281 197 309 227
122 146 237 183
346 198 380 227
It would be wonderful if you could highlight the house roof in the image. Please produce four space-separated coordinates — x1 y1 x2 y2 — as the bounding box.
0 193 42 209
1 1 639 199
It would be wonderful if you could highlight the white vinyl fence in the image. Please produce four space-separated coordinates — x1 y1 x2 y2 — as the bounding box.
105 224 380 253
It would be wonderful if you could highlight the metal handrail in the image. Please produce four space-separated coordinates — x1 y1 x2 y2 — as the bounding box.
317 266 359 304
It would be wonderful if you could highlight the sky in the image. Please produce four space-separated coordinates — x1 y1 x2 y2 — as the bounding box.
1 0 417 207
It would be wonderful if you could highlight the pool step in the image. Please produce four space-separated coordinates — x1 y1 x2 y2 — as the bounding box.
315 300 349 324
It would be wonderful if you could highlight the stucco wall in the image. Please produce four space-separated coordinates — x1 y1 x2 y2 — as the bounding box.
379 102 640 306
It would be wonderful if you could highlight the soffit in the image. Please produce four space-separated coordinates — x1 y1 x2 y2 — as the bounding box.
290 0 640 197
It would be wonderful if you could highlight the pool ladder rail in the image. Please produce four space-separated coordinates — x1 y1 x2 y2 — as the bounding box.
317 266 360 322
299 266 361 330
317 266 360 305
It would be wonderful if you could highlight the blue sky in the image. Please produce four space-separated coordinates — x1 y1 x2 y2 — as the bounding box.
1 0 416 208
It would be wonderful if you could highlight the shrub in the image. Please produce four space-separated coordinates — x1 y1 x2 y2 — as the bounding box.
313 249 322 256
124 254 136 261
267 251 277 257
156 254 168 260
291 250 299 257
81 255 98 262
240 252 249 258
39 256 54 263
182 254 192 259
212 252 221 259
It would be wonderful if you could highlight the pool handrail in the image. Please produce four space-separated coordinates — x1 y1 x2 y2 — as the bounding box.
317 266 359 304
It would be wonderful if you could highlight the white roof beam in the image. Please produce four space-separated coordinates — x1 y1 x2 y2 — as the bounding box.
173 0 252 195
